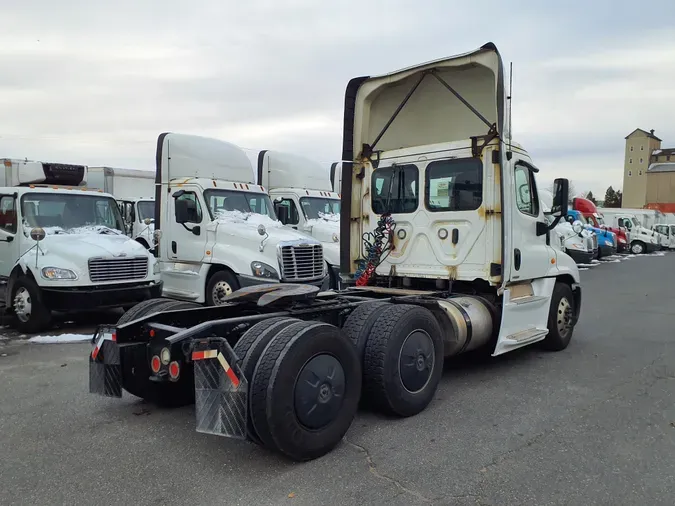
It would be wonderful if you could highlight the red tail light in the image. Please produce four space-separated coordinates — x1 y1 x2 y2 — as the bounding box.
151 355 161 373
169 361 180 380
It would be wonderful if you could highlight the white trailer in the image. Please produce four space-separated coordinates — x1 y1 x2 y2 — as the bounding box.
256 150 341 288
0 158 161 333
87 167 156 248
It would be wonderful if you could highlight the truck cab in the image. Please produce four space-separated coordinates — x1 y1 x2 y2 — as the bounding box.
154 133 328 306
0 159 162 333
256 150 341 288
87 167 156 249
540 190 596 263
566 209 616 258
340 42 581 355
652 223 675 249
573 197 628 253
599 210 659 254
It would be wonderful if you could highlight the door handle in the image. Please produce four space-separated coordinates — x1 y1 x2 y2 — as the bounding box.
171 241 177 254
514 248 521 270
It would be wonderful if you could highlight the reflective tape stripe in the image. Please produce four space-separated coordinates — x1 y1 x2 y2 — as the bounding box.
192 349 218 361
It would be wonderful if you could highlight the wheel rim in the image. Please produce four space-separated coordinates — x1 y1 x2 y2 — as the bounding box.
294 354 345 430
398 330 435 393
632 243 643 254
556 297 573 338
211 280 233 305
13 287 32 323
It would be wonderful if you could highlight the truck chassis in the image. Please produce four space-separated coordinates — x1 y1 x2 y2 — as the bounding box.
90 281 577 462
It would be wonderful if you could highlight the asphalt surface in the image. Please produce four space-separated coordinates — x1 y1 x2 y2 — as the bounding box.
1 252 674 506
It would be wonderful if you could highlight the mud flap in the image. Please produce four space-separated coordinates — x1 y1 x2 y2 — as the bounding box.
89 327 122 398
192 339 248 440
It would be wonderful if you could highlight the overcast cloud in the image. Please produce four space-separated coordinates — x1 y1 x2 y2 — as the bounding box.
1 0 674 197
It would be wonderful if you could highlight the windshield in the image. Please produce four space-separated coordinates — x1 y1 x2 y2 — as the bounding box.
204 189 276 220
595 214 605 225
21 193 125 234
137 201 155 221
298 197 340 220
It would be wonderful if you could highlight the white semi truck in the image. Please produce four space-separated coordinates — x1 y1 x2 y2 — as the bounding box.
256 150 341 288
153 133 328 305
599 209 661 254
90 42 582 464
87 167 156 249
0 158 162 333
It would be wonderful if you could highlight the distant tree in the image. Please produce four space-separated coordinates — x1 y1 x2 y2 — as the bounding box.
585 191 598 205
616 190 622 207
604 186 620 207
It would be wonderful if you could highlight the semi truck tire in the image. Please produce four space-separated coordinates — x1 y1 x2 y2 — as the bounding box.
232 317 301 442
362 304 444 417
343 301 392 361
541 282 575 352
630 241 645 255
206 270 240 306
250 320 361 461
11 276 52 334
117 298 170 325
119 300 200 407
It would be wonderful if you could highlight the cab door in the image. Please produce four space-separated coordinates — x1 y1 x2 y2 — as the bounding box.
495 158 558 356
0 194 20 281
161 187 209 300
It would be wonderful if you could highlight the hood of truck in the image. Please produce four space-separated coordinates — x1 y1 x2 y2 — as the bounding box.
302 218 340 244
346 43 506 159
20 228 153 281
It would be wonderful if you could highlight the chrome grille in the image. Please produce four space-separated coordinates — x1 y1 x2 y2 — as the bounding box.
88 257 149 283
279 243 324 281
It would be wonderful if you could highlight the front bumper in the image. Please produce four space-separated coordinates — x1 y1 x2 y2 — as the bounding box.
599 244 616 257
617 241 628 253
566 248 594 265
42 281 163 312
237 274 330 291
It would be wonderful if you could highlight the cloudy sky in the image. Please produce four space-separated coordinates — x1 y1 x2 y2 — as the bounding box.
1 0 674 198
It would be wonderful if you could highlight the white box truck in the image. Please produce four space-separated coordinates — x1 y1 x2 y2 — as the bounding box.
256 150 341 288
87 167 155 249
0 158 161 333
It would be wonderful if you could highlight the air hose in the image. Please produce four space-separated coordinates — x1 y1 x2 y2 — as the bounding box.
355 213 396 286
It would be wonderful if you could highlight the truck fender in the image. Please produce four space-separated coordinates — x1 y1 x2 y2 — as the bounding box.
6 264 31 300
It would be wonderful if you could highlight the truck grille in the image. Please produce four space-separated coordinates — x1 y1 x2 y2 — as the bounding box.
587 235 598 250
279 242 324 281
88 257 149 283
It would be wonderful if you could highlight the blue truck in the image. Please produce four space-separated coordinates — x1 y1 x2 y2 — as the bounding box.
567 209 617 258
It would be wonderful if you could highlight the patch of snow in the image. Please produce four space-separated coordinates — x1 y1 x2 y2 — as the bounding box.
601 259 622 263
28 333 92 344
591 260 600 264
215 210 283 228
576 263 599 268
579 268 589 271
23 222 123 236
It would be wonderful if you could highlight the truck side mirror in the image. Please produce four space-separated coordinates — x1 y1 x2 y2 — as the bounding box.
175 199 190 224
551 178 569 218
276 204 290 225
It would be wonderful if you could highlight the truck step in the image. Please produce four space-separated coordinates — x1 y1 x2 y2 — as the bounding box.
508 295 548 305
505 328 548 344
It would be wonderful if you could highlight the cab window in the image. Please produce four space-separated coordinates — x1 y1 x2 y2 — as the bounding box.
0 195 17 233
425 158 482 212
371 165 418 214
175 191 202 224
514 164 539 217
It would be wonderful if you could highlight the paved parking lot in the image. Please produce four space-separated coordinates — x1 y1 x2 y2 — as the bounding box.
1 252 674 505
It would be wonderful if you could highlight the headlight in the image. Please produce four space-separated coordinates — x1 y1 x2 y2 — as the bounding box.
332 233 339 243
250 261 279 279
619 238 626 243
41 267 77 280
568 242 584 250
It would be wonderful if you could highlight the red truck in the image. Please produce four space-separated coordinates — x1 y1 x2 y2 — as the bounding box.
573 197 629 253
